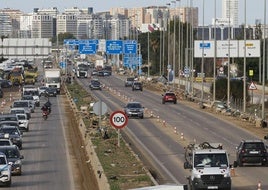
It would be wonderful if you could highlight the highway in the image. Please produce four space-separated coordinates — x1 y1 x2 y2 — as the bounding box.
1 94 75 190
78 72 268 190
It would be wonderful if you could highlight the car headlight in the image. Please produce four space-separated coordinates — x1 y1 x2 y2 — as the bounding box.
16 137 21 141
14 160 21 165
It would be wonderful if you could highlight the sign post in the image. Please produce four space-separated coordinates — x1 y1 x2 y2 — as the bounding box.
110 111 128 147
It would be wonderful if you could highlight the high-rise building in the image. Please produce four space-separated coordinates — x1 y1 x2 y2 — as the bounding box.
19 13 33 38
57 14 77 38
32 13 53 38
222 0 238 26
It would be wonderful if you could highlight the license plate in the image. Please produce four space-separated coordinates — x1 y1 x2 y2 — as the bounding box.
208 186 218 189
249 151 259 154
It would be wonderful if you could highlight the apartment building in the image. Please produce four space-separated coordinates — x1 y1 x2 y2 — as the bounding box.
31 13 53 38
57 14 77 38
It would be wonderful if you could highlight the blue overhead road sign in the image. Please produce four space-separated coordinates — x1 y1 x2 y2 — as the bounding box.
79 43 97 54
124 40 137 54
106 40 123 54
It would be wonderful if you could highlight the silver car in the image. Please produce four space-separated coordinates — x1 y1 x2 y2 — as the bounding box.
124 102 144 119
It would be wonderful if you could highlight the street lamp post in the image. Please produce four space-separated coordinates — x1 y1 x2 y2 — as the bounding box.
201 0 205 104
243 0 247 113
213 0 217 102
166 3 171 83
262 0 266 120
227 0 231 108
171 0 179 88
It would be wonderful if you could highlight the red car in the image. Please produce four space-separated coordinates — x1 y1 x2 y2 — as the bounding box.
162 92 177 104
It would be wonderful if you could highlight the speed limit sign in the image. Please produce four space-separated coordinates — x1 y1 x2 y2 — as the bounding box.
110 111 128 129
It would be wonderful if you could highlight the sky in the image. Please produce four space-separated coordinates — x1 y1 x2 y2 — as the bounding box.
0 0 267 26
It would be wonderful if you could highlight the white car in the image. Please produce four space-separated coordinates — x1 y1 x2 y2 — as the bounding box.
0 152 12 186
16 113 29 131
10 107 31 120
38 86 48 96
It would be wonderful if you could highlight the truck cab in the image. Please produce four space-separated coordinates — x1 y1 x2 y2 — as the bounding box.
184 142 233 190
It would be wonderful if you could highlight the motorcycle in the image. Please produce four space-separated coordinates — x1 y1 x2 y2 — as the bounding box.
42 110 49 120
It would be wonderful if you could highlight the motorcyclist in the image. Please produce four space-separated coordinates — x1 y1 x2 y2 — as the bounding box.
41 105 49 113
44 100 51 113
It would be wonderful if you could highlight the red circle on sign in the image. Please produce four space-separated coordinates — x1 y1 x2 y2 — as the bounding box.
110 111 128 129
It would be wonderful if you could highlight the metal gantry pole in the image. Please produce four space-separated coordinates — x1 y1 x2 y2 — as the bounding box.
227 0 231 108
172 1 177 88
243 0 247 113
262 0 266 120
213 0 217 102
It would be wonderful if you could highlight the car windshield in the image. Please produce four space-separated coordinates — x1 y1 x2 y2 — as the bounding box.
244 142 264 149
17 115 26 120
0 128 20 135
166 93 175 96
0 141 11 146
127 103 142 108
13 101 29 108
0 149 19 159
194 153 228 167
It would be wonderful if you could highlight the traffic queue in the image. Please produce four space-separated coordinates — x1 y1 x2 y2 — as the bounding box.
0 82 56 186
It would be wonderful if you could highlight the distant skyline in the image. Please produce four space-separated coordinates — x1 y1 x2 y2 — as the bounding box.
0 0 266 26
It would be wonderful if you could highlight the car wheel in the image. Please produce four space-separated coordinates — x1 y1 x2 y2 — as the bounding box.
174 101 177 104
140 115 144 119
162 100 165 104
238 159 243 167
5 179 11 187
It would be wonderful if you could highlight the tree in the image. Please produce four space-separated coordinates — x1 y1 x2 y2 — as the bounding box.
51 32 76 46
210 78 249 102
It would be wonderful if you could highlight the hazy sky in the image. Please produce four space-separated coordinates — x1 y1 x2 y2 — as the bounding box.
0 0 266 25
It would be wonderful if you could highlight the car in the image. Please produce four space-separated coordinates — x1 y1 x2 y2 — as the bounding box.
89 80 102 90
125 77 135 87
45 87 57 97
22 85 40 107
0 145 24 175
91 69 99 76
0 125 23 150
10 107 31 120
0 152 12 186
234 140 267 167
0 114 19 123
21 95 37 108
11 100 34 113
16 114 29 132
124 102 144 119
162 92 177 104
0 137 13 146
38 86 48 96
132 81 143 91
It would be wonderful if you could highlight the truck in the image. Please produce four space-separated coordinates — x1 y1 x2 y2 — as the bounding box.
44 68 61 94
95 59 104 71
76 62 88 78
183 142 233 190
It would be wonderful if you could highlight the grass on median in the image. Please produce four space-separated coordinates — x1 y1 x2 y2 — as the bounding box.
66 81 153 190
